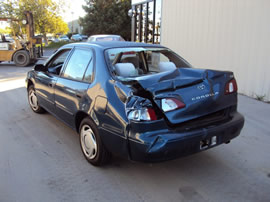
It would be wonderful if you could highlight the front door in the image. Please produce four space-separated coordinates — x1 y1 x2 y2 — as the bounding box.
35 49 71 113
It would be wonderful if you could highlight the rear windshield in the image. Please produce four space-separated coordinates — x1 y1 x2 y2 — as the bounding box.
96 37 124 42
105 47 191 79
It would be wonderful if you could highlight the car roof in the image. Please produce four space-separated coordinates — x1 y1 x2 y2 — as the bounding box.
63 41 165 50
90 34 121 38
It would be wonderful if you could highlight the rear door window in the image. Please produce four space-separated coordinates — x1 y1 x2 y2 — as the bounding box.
62 48 93 81
83 59 94 83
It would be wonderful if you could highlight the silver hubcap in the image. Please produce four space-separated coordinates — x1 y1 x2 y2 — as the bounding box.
29 89 39 111
80 125 97 159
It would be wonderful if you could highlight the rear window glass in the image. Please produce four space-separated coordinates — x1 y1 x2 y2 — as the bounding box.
63 49 93 81
105 47 191 80
96 37 120 41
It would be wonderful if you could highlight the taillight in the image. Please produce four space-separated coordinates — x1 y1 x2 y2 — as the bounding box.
225 78 238 94
161 98 186 112
128 108 157 121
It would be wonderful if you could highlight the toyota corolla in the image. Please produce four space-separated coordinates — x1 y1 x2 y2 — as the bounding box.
26 42 245 166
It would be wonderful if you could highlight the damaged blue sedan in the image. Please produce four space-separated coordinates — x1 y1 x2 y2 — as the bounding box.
26 42 245 166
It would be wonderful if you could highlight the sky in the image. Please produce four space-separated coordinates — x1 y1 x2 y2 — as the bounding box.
56 0 87 22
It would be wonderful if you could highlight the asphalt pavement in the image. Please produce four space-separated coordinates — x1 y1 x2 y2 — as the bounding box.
0 57 269 202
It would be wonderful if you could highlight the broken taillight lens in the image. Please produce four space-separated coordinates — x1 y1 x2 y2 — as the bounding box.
128 108 157 121
225 78 238 94
161 98 186 112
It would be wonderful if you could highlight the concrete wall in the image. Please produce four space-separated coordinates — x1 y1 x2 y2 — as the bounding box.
161 0 270 101
68 20 83 34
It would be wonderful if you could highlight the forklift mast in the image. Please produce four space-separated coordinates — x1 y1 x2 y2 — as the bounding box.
0 11 43 66
25 11 34 37
24 11 43 58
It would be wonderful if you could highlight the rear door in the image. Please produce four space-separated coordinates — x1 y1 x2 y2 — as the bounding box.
54 47 94 128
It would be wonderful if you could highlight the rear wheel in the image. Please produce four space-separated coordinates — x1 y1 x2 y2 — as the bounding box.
27 85 45 113
79 118 111 166
13 50 30 67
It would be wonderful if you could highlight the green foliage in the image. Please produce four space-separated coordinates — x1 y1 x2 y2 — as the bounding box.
0 0 21 36
0 27 12 34
46 41 72 49
80 0 131 40
0 0 69 37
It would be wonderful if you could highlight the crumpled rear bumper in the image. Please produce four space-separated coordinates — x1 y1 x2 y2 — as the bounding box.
128 112 244 162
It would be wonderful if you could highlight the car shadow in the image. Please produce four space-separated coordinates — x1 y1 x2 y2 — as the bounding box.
108 147 225 174
21 107 266 201
43 109 230 179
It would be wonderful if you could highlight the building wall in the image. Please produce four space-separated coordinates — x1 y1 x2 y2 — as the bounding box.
161 0 270 101
67 20 83 34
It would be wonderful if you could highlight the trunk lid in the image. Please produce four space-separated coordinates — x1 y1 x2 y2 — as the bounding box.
128 68 237 125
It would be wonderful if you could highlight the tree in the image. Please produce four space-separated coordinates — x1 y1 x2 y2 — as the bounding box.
0 0 24 37
0 0 19 18
80 0 131 40
0 0 68 42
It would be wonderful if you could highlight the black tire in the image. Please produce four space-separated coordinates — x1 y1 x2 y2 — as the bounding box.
13 50 30 67
79 117 111 166
27 85 45 113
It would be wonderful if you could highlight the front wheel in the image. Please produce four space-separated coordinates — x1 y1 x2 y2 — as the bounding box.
79 118 111 166
27 85 45 113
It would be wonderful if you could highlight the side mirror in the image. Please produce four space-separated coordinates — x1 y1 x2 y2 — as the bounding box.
34 64 47 72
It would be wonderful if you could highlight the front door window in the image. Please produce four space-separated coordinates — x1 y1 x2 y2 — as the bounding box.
47 49 71 75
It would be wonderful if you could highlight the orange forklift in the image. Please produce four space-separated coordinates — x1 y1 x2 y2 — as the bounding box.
0 11 43 66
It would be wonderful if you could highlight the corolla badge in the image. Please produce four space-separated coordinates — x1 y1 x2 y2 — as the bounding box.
197 84 205 90
192 92 219 101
